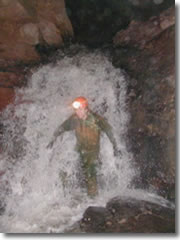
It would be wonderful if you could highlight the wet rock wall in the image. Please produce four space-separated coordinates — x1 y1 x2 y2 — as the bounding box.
112 6 175 199
0 0 73 111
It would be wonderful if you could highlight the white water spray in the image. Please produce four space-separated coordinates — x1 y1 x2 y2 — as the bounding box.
0 48 173 233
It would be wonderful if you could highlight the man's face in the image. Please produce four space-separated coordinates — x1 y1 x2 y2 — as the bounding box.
75 107 88 120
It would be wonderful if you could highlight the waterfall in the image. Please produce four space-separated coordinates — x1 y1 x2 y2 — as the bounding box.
0 47 173 233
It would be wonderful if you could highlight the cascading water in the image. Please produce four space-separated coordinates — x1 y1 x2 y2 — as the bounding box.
0 47 174 233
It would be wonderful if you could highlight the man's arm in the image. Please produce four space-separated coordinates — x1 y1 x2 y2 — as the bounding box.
95 113 120 156
47 114 76 149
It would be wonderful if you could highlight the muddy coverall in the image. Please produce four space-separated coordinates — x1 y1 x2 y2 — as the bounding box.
49 110 118 197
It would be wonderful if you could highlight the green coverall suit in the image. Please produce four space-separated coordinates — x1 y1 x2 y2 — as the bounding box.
48 110 118 197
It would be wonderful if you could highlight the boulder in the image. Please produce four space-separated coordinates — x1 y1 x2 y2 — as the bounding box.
35 0 73 37
113 7 175 48
0 0 73 65
20 23 40 45
68 196 175 233
38 20 63 46
80 206 111 233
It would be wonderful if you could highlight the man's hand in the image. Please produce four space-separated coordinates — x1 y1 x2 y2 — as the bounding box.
47 140 55 149
113 146 122 157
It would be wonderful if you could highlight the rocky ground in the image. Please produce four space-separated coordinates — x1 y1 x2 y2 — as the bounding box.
67 196 175 233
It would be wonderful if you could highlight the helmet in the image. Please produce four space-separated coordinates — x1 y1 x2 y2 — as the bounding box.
72 96 88 109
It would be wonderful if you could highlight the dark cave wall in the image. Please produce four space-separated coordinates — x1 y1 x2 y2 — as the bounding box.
65 0 174 47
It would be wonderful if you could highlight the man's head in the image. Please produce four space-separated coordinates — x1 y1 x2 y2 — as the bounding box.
72 96 88 120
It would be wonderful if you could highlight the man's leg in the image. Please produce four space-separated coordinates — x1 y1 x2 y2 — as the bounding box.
80 151 98 197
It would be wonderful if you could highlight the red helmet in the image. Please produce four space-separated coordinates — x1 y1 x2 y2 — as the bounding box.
72 96 88 109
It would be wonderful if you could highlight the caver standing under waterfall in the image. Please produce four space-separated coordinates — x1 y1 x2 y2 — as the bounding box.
47 97 120 197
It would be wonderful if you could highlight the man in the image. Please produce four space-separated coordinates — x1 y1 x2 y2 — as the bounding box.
47 97 119 197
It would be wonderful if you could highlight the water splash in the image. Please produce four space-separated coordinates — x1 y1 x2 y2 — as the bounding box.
0 48 172 233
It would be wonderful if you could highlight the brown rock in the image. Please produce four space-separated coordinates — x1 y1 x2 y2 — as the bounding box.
0 0 73 65
113 7 175 49
71 197 175 233
0 72 25 88
38 20 63 46
20 23 40 45
0 41 40 63
36 0 73 36
0 88 15 111
0 0 29 21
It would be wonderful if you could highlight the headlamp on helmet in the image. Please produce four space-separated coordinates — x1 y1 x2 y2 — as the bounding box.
72 101 81 109
72 96 88 109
